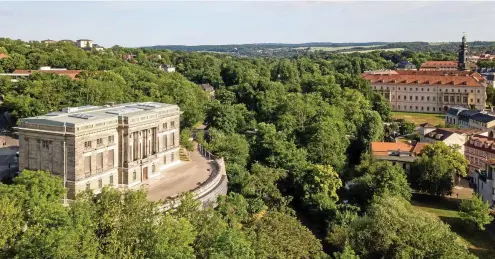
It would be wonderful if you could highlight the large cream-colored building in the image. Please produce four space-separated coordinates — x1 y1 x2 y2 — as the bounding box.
362 70 487 113
17 102 181 199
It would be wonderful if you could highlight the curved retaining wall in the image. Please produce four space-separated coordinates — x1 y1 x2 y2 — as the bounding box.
160 145 228 211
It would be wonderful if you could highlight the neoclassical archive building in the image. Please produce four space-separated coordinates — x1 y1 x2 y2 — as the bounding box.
17 102 181 199
362 35 488 113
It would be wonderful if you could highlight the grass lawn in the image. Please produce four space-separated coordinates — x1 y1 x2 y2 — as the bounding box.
392 111 445 126
411 194 495 259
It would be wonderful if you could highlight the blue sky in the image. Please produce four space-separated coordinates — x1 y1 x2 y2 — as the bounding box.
0 1 494 47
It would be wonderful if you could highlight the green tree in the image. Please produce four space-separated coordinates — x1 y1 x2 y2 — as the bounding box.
180 128 194 151
246 211 323 259
459 194 493 230
328 195 476 259
206 129 250 167
409 142 468 196
209 229 255 259
350 160 411 208
333 245 360 259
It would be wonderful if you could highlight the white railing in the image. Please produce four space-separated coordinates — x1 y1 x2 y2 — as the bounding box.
159 143 227 211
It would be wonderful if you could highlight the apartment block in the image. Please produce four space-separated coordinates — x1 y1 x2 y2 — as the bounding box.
17 102 181 199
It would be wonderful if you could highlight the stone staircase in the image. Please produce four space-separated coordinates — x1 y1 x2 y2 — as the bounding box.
179 147 191 161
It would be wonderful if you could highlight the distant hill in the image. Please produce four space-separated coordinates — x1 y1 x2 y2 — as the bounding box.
145 42 390 51
143 41 495 57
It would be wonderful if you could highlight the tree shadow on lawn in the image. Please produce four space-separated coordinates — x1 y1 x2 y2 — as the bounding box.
439 216 495 259
411 193 460 211
411 194 495 258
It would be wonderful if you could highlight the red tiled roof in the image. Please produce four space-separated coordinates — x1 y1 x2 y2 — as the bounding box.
372 142 412 156
371 141 428 156
420 61 458 69
361 70 485 87
13 69 81 79
0 53 8 59
465 134 495 155
411 143 427 155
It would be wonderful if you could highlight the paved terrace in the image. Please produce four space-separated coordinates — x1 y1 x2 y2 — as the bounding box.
137 145 214 202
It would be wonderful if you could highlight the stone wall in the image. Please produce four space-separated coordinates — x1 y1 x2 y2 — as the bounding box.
160 144 228 211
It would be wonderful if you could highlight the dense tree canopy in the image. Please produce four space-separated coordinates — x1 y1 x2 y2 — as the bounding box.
409 142 468 196
0 38 477 259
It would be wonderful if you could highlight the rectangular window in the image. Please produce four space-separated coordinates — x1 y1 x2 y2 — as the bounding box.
172 132 175 146
421 96 424 101
163 122 168 129
108 150 114 166
171 121 175 128
98 178 102 188
108 135 114 143
477 99 480 103
97 138 103 146
96 152 103 169
409 96 412 100
110 175 114 185
444 96 449 102
84 156 91 173
133 171 137 181
42 140 49 149
433 97 436 101
415 96 418 101
427 96 430 101
84 141 92 148
398 95 401 100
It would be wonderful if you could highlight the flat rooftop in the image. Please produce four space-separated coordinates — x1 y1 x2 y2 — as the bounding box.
20 102 180 127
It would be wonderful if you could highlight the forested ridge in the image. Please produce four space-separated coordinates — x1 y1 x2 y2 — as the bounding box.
0 38 479 258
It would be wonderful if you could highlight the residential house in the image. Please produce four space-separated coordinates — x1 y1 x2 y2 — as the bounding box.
93 44 105 51
76 39 93 49
370 141 427 172
159 64 176 73
418 123 436 136
458 109 481 128
465 131 495 177
200 83 215 97
477 68 495 88
396 61 417 70
41 39 57 44
419 127 481 154
419 61 459 71
446 107 468 126
473 161 495 206
468 113 495 130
